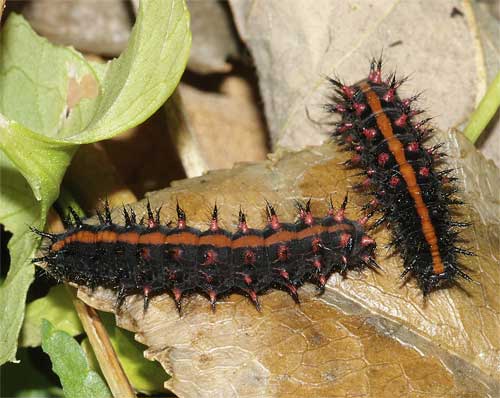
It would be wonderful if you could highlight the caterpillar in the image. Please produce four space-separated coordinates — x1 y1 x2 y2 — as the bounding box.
32 197 377 313
327 58 473 294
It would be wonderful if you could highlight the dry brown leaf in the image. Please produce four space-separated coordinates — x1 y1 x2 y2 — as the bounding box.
23 0 241 74
99 74 268 189
186 0 241 74
64 144 137 215
77 129 499 397
229 0 497 152
101 107 187 197
178 80 268 171
22 0 131 56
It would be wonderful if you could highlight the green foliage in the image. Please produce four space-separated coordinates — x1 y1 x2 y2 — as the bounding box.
41 320 112 398
0 0 191 365
101 312 167 393
21 285 83 348
20 284 166 394
463 71 500 143
1 347 64 398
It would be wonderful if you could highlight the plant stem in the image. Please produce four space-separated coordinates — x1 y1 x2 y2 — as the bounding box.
463 71 500 144
57 187 136 398
69 287 136 398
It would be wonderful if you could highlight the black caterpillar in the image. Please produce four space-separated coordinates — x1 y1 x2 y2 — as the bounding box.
327 58 473 294
33 198 377 312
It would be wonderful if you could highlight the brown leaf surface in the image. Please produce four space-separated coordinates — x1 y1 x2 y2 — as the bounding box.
77 130 499 397
65 144 137 215
186 0 241 74
22 0 131 56
177 79 268 171
100 74 268 189
228 0 498 151
100 107 187 198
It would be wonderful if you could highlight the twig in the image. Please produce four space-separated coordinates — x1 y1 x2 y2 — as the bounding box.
68 286 136 398
164 88 208 177
52 196 136 398
0 0 5 21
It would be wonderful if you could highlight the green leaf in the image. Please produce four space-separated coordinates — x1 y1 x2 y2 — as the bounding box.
62 310 166 394
0 0 191 365
0 15 101 138
21 285 83 347
61 0 192 143
1 347 64 398
0 108 77 366
101 312 166 393
41 320 111 398
80 337 103 378
0 146 72 364
8 389 64 398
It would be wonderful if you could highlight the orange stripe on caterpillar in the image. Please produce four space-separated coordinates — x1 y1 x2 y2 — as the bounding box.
329 57 472 295
32 198 377 314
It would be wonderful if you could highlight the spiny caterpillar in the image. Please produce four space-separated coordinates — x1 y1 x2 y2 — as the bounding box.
33 197 377 313
327 58 473 294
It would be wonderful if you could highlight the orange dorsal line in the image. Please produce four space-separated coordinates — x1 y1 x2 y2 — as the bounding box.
360 82 445 275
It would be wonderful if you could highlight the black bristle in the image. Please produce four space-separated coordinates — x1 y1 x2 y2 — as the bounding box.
31 197 376 314
96 209 105 225
123 206 132 227
68 207 83 227
104 199 112 225
328 59 472 294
